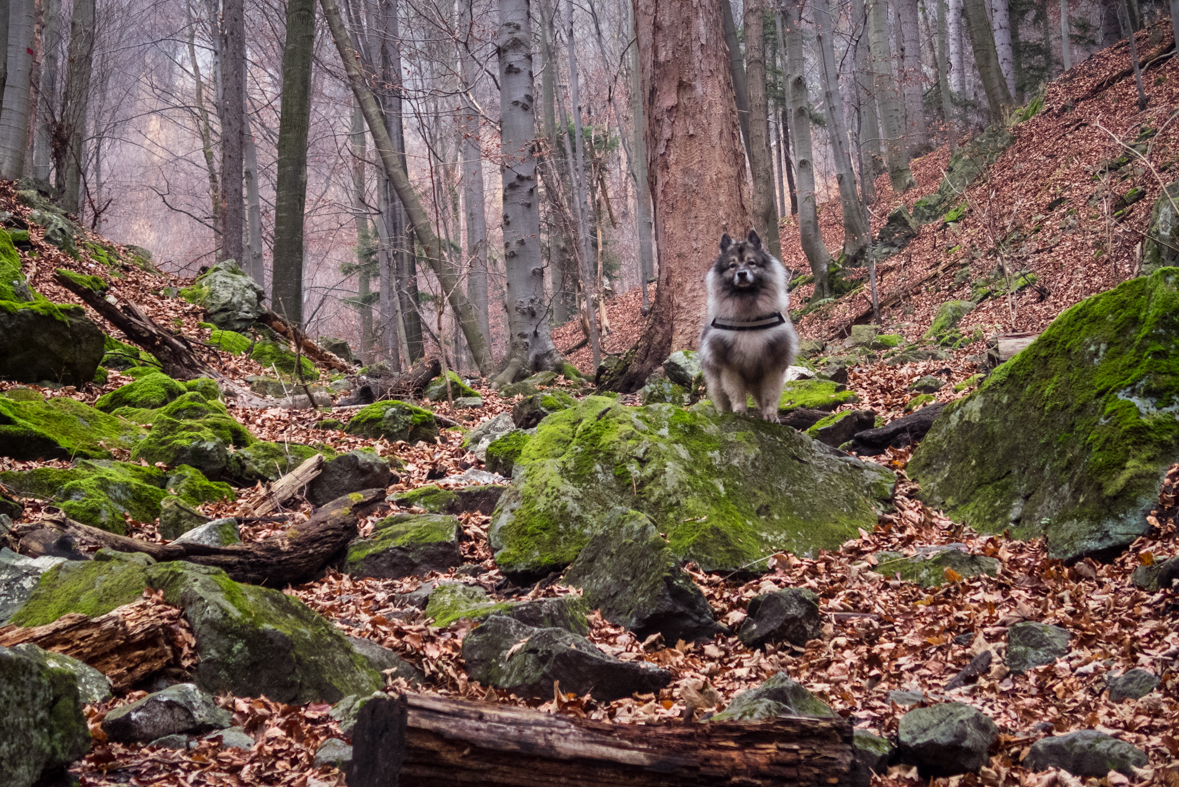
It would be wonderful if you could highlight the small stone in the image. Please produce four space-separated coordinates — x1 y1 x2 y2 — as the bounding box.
172 518 240 547
1107 668 1158 702
854 729 893 776
307 450 393 507
462 413 515 460
313 738 353 769
203 727 254 750
1006 622 1072 674
1130 556 1179 592
346 636 422 686
102 683 232 744
149 734 189 750
888 690 924 707
737 588 822 649
1024 730 1148 778
158 497 210 541
908 375 944 393
711 673 835 721
454 396 483 409
898 702 998 777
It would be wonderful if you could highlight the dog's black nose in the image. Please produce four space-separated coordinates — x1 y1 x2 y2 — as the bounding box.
736 270 750 281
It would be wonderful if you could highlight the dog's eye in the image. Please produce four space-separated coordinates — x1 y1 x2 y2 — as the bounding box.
728 263 737 269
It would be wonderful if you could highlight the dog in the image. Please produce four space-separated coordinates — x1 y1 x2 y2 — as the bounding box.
698 230 798 422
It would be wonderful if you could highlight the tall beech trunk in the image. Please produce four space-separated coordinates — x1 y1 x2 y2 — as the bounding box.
815 0 870 265
896 0 928 152
867 0 916 192
949 0 966 93
32 0 57 182
850 0 883 197
937 0 958 150
784 0 832 295
186 0 222 257
322 0 493 374
1060 0 1072 70
720 0 752 159
458 0 490 349
744 0 781 259
375 182 403 371
0 0 35 180
780 108 798 213
271 0 314 325
351 104 374 361
218 0 245 264
992 0 1016 94
537 3 573 325
242 115 266 287
629 0 656 307
964 0 1014 124
603 0 752 391
56 0 94 213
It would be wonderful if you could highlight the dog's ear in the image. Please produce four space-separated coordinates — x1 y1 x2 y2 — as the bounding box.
746 229 762 249
720 233 733 252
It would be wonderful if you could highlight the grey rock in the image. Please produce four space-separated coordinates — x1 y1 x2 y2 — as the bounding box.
150 734 189 750
888 690 925 707
314 738 353 769
159 497 210 541
850 402 947 455
273 392 334 409
462 615 671 702
198 261 265 332
9 644 112 705
0 548 66 625
872 545 1000 587
463 413 516 460
1006 622 1072 674
1143 182 1179 275
807 409 877 449
711 673 835 721
848 324 879 347
330 692 384 735
445 468 509 486
172 518 240 547
564 510 722 643
796 339 827 358
0 301 105 388
307 450 393 507
391 484 505 516
1024 730 1148 778
203 727 254 750
511 391 576 429
342 513 461 580
318 337 355 364
1130 556 1179 592
663 350 702 388
945 650 994 691
346 636 422 686
875 207 919 259
908 375 945 393
897 702 998 777
102 683 231 744
1107 668 1158 702
454 396 484 409
854 729 893 776
737 588 822 649
502 597 590 635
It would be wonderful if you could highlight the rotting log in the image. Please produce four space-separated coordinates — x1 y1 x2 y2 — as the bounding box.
17 489 385 587
54 270 211 380
988 332 1038 366
241 454 324 516
338 357 442 405
0 599 181 689
849 402 946 455
258 310 352 373
347 693 856 787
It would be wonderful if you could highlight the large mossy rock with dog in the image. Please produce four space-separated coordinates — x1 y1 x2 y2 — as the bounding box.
909 269 1179 562
345 400 439 444
0 390 144 461
180 260 264 332
146 562 383 704
489 397 895 579
0 643 92 787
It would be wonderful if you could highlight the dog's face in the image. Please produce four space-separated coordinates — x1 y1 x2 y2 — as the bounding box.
713 230 773 296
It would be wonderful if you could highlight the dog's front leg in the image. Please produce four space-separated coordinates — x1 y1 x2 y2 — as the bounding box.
719 369 748 415
755 372 786 423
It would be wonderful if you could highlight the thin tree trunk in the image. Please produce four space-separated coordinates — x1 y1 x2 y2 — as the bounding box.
629 0 656 308
963 0 1014 124
1060 0 1071 70
458 0 491 349
745 0 782 259
537 0 573 325
1171 0 1179 53
0 0 35 180
219 0 245 264
815 0 870 266
1125 0 1140 31
351 103 374 361
375 183 403 371
849 0 881 198
772 113 785 218
897 0 929 152
992 0 1016 95
784 0 833 296
949 0 966 93
242 115 266 287
868 0 916 192
322 0 494 375
186 0 221 258
937 0 958 150
0 0 8 128
55 0 93 213
31 0 56 182
780 109 798 213
1120 0 1148 109
720 0 752 160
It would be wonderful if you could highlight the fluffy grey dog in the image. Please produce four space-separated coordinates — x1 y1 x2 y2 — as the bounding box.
698 230 798 422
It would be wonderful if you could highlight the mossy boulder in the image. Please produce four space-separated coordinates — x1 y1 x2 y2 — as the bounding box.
1143 182 1179 276
7 643 112 705
875 207 919 258
871 545 1000 587
925 301 975 340
187 261 264 332
512 390 578 429
489 397 895 579
905 393 938 412
804 409 877 448
227 441 322 485
95 371 188 413
663 350 702 387
640 377 689 406
484 430 531 476
308 450 396 506
146 562 383 703
711 673 835 722
10 551 153 627
423 371 478 402
423 583 512 628
0 300 105 387
1006 622 1071 674
0 394 143 461
778 379 860 413
909 269 1179 562
345 400 438 444
342 513 462 580
1024 730 1148 778
251 338 319 381
208 329 252 355
912 127 1015 224
124 393 255 481
318 336 355 363
0 643 92 787
390 484 504 516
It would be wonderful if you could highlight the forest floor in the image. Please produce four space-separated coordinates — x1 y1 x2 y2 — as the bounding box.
1 21 1177 787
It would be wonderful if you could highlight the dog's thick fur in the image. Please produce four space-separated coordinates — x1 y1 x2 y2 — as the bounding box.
698 230 798 422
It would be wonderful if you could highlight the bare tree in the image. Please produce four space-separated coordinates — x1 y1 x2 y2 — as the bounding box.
896 0 928 151
867 0 915 192
963 0 1013 124
936 0 958 151
56 0 95 213
992 0 1016 95
850 0 882 202
0 0 35 179
32 0 59 182
720 0 752 158
457 0 490 349
745 0 781 258
218 0 245 264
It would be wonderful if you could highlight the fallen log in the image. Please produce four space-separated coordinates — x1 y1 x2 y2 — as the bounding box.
20 488 385 587
338 357 442 405
987 332 1038 367
258 310 352 373
241 454 325 516
54 270 212 380
347 693 856 787
0 599 181 689
850 402 946 456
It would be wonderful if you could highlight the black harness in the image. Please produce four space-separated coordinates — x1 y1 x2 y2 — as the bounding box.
710 312 787 332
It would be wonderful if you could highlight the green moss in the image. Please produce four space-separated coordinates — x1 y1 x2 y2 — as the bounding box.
485 430 531 476
423 371 478 401
11 551 153 626
424 583 512 628
905 394 937 412
925 300 975 340
344 399 438 443
316 418 343 430
805 410 856 436
228 441 323 484
944 202 969 223
874 333 903 348
179 284 208 304
92 366 108 385
209 329 252 355
0 395 143 461
54 268 106 292
95 371 186 413
0 226 27 303
393 485 458 512
345 513 458 565
100 336 156 371
954 374 985 392
184 377 221 402
561 362 586 380
251 339 319 380
778 380 860 412
0 387 44 402
1013 92 1045 123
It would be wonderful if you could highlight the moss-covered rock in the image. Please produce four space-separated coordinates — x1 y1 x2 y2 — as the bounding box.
485 430 531 477
100 336 157 371
251 339 319 381
95 371 187 413
146 562 382 703
710 673 835 722
875 207 919 259
423 371 478 402
227 441 322 485
871 545 1000 587
905 393 937 412
1024 730 1148 778
11 551 153 627
208 329 252 355
123 393 255 480
489 397 895 579
1143 182 1179 276
925 301 975 340
804 409 877 448
1006 622 1071 674
778 379 861 413
342 513 462 580
663 351 702 387
640 377 688 406
512 390 577 428
187 261 264 332
912 127 1015 224
390 484 504 516
0 299 105 387
0 394 144 461
910 269 1179 562
423 583 512 628
345 400 438 444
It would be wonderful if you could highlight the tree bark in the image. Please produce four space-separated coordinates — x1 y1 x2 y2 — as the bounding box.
963 0 1014 124
270 0 315 326
347 692 856 787
322 0 493 376
351 103 375 361
814 0 870 266
719 0 752 160
458 0 491 350
1060 0 1071 70
537 0 574 325
31 0 57 182
55 0 93 214
949 0 966 93
187 0 222 259
991 0 1016 95
849 0 881 201
783 1 833 296
628 0 656 307
744 0 782 259
242 114 266 288
218 0 245 264
896 0 929 153
937 0 959 150
867 0 916 192
0 0 35 180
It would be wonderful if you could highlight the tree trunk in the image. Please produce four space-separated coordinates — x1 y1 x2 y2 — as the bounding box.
850 0 882 201
31 0 57 182
949 0 966 93
814 0 870 266
1060 0 1071 70
1099 0 1119 50
321 0 494 376
937 0 959 150
219 0 245 264
896 0 929 153
720 0 752 160
458 0 491 350
867 0 916 192
963 0 1014 124
346 693 856 787
744 0 782 259
271 0 315 326
242 114 266 288
187 0 221 259
0 0 35 180
55 0 93 214
628 0 656 307
375 185 403 371
991 0 1016 95
784 1 833 296
351 103 375 361
780 108 798 213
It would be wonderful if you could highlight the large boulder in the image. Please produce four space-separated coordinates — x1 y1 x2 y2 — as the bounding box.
9 551 153 627
102 683 231 744
345 400 439 444
95 370 188 412
1006 622 1071 674
308 450 394 506
0 300 105 387
512 390 577 429
127 393 256 481
924 301 975 341
424 371 478 402
184 260 265 332
8 643 112 704
0 390 144 461
226 441 322 485
342 514 462 580
897 702 998 777
489 397 895 579
0 644 92 787
909 270 1179 562
462 615 671 702
1142 182 1178 276
737 588 822 649
1024 730 1148 778
462 412 516 460
146 562 383 703
0 549 66 625
710 673 835 721
423 583 512 628
563 510 722 643
663 350 702 388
